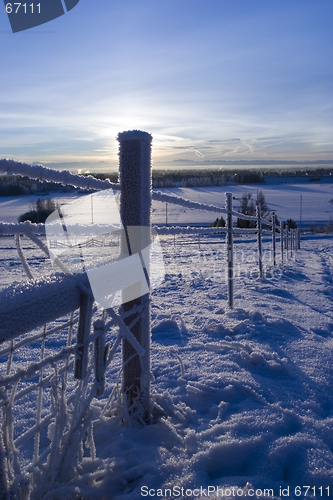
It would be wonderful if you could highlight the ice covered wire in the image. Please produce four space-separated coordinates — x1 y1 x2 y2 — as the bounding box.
0 158 274 227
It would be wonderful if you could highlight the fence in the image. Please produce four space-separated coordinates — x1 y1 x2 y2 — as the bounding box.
0 140 300 498
154 197 300 307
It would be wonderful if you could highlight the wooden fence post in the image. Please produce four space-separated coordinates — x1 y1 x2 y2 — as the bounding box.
226 193 234 308
256 205 263 279
0 416 9 500
75 292 94 380
94 320 106 398
118 130 152 422
298 229 301 250
281 223 284 263
290 228 294 258
272 212 276 266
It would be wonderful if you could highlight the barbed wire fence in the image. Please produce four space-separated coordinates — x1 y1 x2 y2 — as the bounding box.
0 149 300 498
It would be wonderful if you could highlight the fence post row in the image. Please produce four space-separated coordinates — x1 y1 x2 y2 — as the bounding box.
226 193 234 309
118 130 152 422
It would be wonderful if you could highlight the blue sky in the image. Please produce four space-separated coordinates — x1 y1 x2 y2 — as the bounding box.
0 0 333 170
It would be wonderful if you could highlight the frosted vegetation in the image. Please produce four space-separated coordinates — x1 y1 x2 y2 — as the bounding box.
0 224 333 498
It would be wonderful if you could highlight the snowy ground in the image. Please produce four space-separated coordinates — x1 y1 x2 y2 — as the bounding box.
0 185 333 499
1 231 333 499
81 234 332 500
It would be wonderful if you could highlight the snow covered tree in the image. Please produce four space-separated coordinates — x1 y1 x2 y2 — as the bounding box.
256 191 269 219
284 218 297 229
210 216 226 228
237 193 256 228
237 191 270 228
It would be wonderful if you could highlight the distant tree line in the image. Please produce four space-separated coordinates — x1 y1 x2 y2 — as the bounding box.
2 166 333 198
0 184 26 196
151 167 333 188
151 169 266 188
0 175 77 196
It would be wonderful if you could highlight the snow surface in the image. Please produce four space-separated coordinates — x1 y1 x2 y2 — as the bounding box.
0 185 333 499
1 233 333 498
1 183 333 228
90 235 333 500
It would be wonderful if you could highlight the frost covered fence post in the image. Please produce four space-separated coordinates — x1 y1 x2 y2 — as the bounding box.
256 206 263 279
94 320 106 398
291 229 294 258
290 227 295 256
75 292 94 379
226 192 234 308
296 229 300 251
297 229 301 250
118 130 152 421
272 212 276 266
280 224 284 263
0 425 9 500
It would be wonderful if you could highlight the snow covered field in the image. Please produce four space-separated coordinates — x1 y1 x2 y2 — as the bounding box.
152 184 333 228
0 185 333 499
1 182 333 228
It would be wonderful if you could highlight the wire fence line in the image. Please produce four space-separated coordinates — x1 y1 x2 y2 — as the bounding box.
0 156 301 498
0 158 274 226
0 162 301 328
0 159 301 333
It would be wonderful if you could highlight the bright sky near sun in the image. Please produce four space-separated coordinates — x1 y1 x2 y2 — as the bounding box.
0 0 332 170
